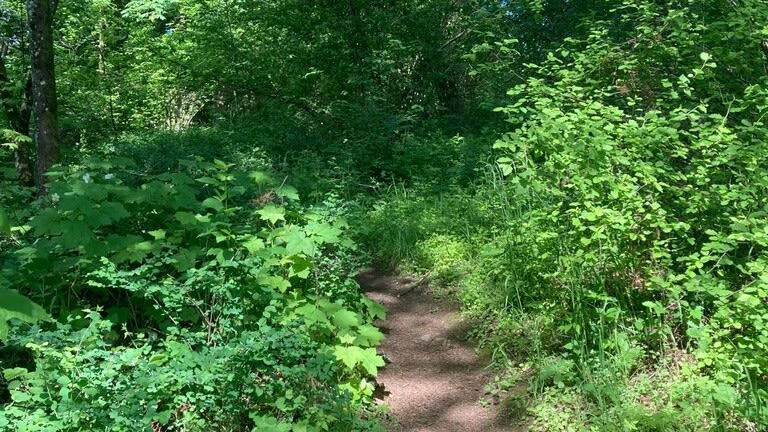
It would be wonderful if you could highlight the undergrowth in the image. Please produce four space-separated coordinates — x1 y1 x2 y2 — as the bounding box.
355 10 768 429
0 153 387 431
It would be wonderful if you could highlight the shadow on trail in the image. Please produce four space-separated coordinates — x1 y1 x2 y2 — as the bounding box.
357 268 518 432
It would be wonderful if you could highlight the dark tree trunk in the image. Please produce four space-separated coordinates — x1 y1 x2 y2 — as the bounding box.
27 0 60 191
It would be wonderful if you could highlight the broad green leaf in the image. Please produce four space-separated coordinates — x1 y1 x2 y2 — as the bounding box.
294 304 330 325
195 176 220 185
256 204 285 224
148 229 166 240
2 368 27 381
355 324 385 347
305 221 341 244
334 345 365 370
258 275 291 293
280 228 315 256
175 211 198 226
288 255 312 278
275 185 299 201
332 309 360 329
202 197 224 211
338 333 357 345
249 171 272 185
736 293 761 307
0 289 50 340
362 297 387 320
242 235 266 253
359 348 385 376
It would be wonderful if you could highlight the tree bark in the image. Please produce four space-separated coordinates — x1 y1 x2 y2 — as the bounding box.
27 0 60 191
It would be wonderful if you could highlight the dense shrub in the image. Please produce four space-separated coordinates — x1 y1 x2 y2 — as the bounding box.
0 157 385 431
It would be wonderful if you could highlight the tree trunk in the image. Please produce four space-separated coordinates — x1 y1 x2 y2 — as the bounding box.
27 0 60 192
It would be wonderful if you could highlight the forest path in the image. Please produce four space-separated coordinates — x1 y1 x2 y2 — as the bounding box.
357 268 510 432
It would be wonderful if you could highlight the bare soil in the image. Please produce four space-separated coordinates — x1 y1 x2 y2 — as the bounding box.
357 268 511 432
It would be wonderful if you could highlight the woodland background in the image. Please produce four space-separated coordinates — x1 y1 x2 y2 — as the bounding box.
1 1 768 430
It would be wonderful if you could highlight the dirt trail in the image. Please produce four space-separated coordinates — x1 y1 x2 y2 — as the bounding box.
357 269 509 432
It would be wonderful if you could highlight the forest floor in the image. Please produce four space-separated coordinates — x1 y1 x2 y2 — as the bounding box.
357 268 516 432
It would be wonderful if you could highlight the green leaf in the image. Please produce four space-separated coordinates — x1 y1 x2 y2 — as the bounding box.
334 345 365 370
275 185 299 201
0 206 10 234
736 293 761 307
59 220 94 249
280 228 315 256
202 197 224 211
2 367 28 381
355 325 385 347
257 275 291 293
359 348 385 376
305 221 342 244
332 309 360 329
256 204 285 224
294 304 330 325
362 297 387 320
242 235 266 253
175 211 198 226
0 289 50 341
148 229 166 240
249 170 272 185
195 176 220 185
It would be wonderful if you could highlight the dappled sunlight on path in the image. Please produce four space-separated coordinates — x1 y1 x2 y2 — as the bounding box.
358 269 510 432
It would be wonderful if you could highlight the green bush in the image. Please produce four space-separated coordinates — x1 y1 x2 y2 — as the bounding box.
0 157 385 431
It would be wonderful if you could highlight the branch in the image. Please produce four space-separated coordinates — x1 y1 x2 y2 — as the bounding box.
440 29 468 51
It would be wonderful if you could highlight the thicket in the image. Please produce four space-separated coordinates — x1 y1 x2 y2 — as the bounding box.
361 1 768 430
2 0 768 430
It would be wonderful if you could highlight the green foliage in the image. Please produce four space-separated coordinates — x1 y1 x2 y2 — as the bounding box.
358 0 768 429
0 157 385 430
5 0 768 429
0 289 49 341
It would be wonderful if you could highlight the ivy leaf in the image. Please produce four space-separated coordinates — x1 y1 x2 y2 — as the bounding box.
0 289 50 341
256 204 285 224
